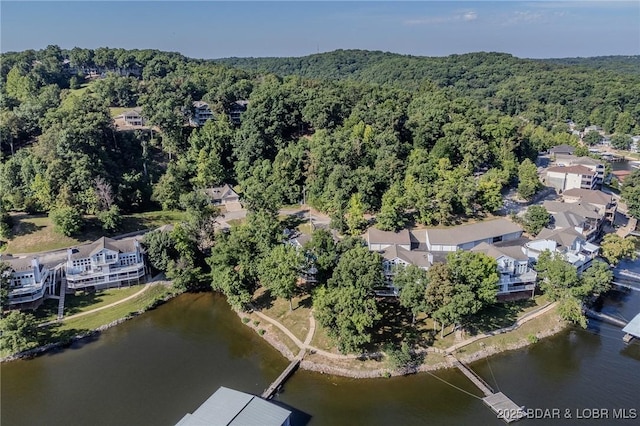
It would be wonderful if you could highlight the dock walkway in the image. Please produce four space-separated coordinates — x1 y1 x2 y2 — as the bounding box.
261 350 305 400
448 354 525 423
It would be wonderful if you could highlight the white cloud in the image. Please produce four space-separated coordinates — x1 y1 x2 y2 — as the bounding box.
404 10 478 26
462 11 478 21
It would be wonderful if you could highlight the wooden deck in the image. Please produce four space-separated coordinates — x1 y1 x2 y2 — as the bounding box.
261 351 304 400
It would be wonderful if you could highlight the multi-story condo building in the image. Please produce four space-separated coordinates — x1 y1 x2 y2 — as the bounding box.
546 165 598 192
65 237 146 290
471 241 537 297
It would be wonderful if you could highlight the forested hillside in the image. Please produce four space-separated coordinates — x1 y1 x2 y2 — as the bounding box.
2 46 639 350
215 50 640 133
1 47 639 232
539 56 640 76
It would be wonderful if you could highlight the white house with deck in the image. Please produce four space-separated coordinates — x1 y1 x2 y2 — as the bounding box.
1 255 57 307
524 227 599 273
471 240 537 297
65 237 146 290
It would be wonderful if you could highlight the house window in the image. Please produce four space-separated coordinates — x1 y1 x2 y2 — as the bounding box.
492 236 503 243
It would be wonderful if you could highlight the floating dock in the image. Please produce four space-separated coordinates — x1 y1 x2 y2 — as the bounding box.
448 355 525 423
484 392 527 423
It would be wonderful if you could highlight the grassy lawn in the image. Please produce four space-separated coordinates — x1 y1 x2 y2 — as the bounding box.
33 286 143 324
3 210 185 254
52 284 171 333
257 292 313 344
4 213 96 254
428 295 550 350
454 307 563 357
109 106 130 117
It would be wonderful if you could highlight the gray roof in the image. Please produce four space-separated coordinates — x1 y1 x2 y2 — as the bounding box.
0 254 37 272
552 211 585 229
543 201 601 220
175 387 291 426
69 237 137 260
562 189 611 206
622 313 640 338
554 154 603 168
549 144 576 154
471 240 529 261
193 101 210 109
537 227 582 249
203 184 239 202
367 228 411 246
381 245 431 268
426 219 522 247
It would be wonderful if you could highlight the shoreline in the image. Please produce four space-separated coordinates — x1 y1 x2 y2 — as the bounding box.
0 289 177 363
2 291 568 376
235 303 569 379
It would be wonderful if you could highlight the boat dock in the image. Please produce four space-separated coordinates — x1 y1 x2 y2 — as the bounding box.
447 355 525 423
261 350 305 400
622 313 640 343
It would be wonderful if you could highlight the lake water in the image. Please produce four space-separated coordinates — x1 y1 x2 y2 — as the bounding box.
2 290 639 426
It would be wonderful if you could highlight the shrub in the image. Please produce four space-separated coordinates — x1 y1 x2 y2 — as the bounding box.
527 334 539 344
258 329 265 336
242 317 250 324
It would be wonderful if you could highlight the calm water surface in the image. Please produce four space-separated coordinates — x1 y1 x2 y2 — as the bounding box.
2 290 639 426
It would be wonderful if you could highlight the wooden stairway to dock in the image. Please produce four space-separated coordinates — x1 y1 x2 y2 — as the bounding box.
57 277 67 320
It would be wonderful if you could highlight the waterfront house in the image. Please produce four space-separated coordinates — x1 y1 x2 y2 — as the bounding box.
524 228 599 272
1 255 57 308
65 237 146 290
366 228 430 296
424 218 523 252
175 386 292 426
545 165 598 192
286 232 317 284
471 240 537 297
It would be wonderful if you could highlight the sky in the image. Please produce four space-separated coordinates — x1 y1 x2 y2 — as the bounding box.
1 1 639 59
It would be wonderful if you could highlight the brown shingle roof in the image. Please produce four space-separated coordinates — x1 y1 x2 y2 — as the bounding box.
562 189 611 206
547 165 594 175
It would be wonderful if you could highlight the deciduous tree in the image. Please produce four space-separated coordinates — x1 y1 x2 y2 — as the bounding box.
259 244 302 310
600 234 638 265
